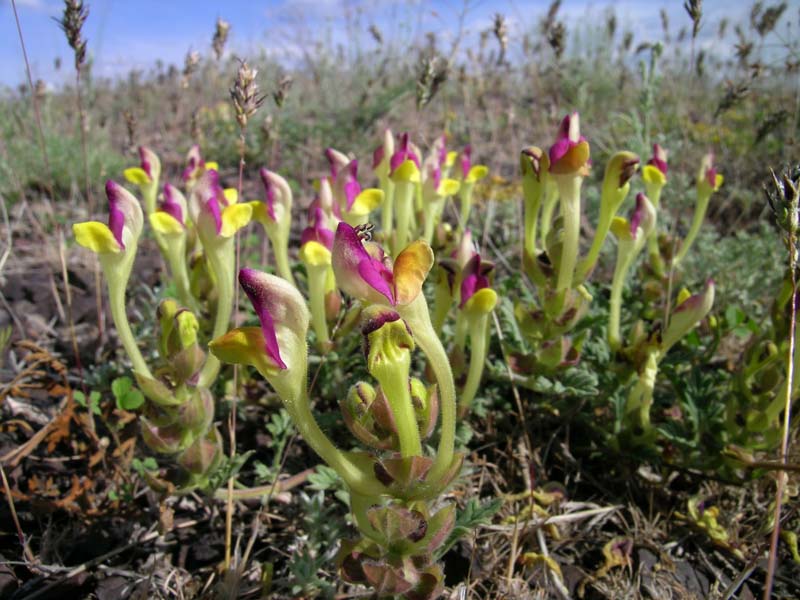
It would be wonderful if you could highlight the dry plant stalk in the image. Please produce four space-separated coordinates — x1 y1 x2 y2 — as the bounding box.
56 0 92 213
225 57 264 571
762 166 800 599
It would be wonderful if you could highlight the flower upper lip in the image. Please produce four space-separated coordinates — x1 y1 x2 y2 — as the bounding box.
332 222 433 307
548 112 590 175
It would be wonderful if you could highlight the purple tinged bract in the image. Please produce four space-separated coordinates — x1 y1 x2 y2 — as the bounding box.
161 184 185 225
106 180 127 249
647 143 668 176
460 145 472 179
301 206 335 249
239 268 288 370
459 254 490 308
390 133 420 173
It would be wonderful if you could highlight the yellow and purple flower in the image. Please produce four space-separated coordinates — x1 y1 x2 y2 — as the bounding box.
332 221 433 307
74 180 143 254
548 112 590 176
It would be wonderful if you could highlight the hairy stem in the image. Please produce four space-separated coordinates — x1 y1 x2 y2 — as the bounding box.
554 175 583 293
458 313 489 416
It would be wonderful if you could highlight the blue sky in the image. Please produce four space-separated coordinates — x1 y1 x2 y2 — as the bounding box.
0 0 788 88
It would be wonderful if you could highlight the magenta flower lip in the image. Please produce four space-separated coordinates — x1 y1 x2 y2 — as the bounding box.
429 163 442 192
361 308 402 337
459 254 492 308
460 145 472 179
259 167 278 221
300 206 334 249
674 278 715 314
334 222 395 305
705 154 718 186
372 144 385 170
325 148 341 180
342 160 362 211
389 133 420 173
239 268 287 370
437 134 447 168
106 180 127 249
161 184 185 226
647 143 668 176
548 112 590 175
630 192 647 239
197 170 226 234
139 146 153 179
182 144 205 182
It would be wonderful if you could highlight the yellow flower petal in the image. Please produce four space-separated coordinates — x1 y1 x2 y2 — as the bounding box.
205 161 219 172
466 165 489 183
223 188 239 204
391 159 421 183
610 216 633 241
220 203 253 237
123 167 151 186
464 288 498 315
149 211 184 235
641 165 666 186
209 326 276 373
393 240 434 305
676 287 692 307
445 151 458 168
439 178 460 196
714 174 723 191
73 221 122 254
349 188 384 215
247 200 269 225
551 141 590 175
299 240 332 267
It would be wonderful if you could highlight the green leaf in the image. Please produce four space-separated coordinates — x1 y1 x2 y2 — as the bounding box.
119 389 145 411
74 390 87 407
436 497 503 559
111 376 133 400
307 465 343 491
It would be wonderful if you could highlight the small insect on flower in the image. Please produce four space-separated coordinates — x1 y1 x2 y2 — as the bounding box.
355 222 375 242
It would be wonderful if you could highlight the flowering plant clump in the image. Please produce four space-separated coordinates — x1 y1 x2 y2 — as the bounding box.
71 111 739 597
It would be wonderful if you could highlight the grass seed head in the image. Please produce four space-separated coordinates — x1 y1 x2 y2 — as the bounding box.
56 0 89 71
212 18 231 60
230 59 265 129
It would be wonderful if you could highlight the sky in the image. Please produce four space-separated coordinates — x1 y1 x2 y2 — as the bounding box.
0 0 793 89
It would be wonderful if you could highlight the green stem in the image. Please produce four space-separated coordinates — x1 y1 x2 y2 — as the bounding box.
626 350 659 432
101 248 152 379
423 198 444 245
608 241 634 352
380 176 395 238
431 278 452 334
143 184 168 256
306 264 330 347
271 231 295 286
350 492 384 543
394 181 414 256
522 180 542 258
375 362 421 458
674 192 710 266
286 388 386 497
458 313 489 416
453 311 468 356
539 183 559 243
554 174 583 293
198 241 235 387
576 210 613 283
165 235 201 313
577 180 630 284
458 182 475 231
398 294 456 488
